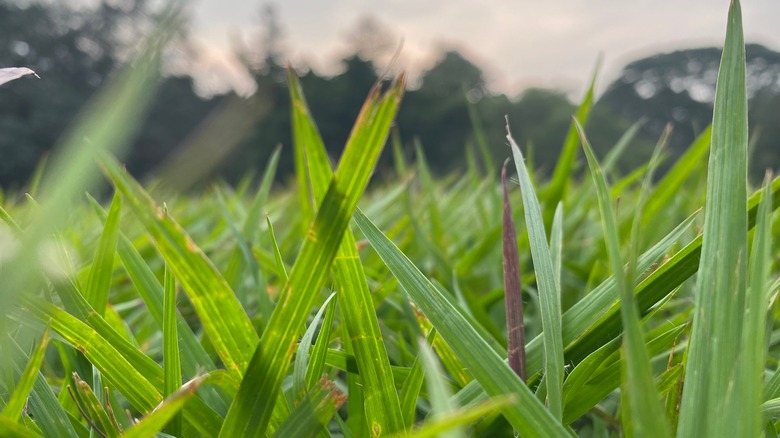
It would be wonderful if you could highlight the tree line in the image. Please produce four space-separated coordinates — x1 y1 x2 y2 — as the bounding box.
1 0 778 189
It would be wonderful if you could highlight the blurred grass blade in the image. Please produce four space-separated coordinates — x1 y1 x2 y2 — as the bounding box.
545 58 599 215
0 10 174 311
418 340 464 438
271 380 346 438
220 74 406 437
0 67 39 86
400 330 437 427
507 121 564 419
121 375 206 438
1 330 49 422
677 1 751 436
576 120 670 437
466 100 495 177
294 292 337 400
501 160 526 380
0 417 42 437
354 208 570 436
84 192 121 316
399 396 513 438
162 266 182 436
288 70 405 435
99 155 259 380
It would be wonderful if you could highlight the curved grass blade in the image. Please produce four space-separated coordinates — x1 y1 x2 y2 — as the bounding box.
219 74 406 437
577 119 670 437
354 208 571 437
677 2 752 436
507 121 564 420
294 292 337 400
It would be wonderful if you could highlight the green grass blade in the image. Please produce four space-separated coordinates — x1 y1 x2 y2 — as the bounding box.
1 330 49 422
307 291 337 388
739 175 773 434
294 292 337 400
266 214 288 283
121 375 206 438
84 193 121 316
219 74 406 437
576 120 670 437
162 266 182 436
99 155 259 380
0 417 42 437
288 70 406 435
354 208 571 437
69 372 119 438
507 122 564 420
466 100 495 177
677 1 751 436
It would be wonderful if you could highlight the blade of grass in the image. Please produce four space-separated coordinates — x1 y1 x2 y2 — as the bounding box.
507 121 564 420
219 74 406 437
418 340 464 438
83 193 121 316
400 330 437 428
99 154 259 380
162 265 182 436
294 292 337 400
354 208 571 436
307 290 337 388
271 380 346 438
576 120 670 437
677 2 751 436
288 70 406 435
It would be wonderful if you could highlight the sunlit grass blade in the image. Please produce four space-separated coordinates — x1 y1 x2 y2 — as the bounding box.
99 154 258 379
288 70 405 435
220 74 406 437
271 380 346 438
354 208 571 436
83 192 121 316
121 375 206 438
677 1 752 436
576 120 670 437
1 330 49 422
294 292 337 400
266 214 288 282
162 266 182 436
507 121 564 420
501 160 526 380
0 417 42 437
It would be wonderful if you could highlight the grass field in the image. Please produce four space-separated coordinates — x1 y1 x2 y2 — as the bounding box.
1 1 779 437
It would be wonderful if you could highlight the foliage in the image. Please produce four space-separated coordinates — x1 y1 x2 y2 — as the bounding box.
1 1 780 437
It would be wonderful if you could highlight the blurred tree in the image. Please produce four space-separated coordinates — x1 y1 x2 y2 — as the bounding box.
598 44 780 179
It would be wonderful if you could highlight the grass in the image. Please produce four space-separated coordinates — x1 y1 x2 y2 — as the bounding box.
1 0 779 436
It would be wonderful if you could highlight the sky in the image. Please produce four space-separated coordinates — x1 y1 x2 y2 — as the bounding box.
184 0 780 97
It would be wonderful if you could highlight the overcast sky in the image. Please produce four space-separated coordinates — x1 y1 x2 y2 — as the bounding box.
184 0 780 97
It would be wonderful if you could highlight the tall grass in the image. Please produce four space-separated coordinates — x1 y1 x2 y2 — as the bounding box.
1 0 779 436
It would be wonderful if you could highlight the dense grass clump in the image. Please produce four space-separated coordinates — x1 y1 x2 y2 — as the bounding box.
1 1 779 437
